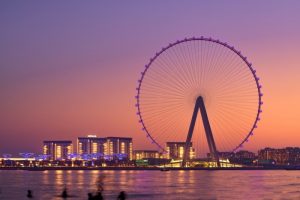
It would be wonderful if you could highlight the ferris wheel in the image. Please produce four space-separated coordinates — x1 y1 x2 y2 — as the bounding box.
135 37 262 165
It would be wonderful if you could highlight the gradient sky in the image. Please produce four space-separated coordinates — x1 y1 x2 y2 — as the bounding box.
1 1 300 155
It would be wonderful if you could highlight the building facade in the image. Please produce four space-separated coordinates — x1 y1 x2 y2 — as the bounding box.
133 150 161 160
214 152 235 159
43 141 73 160
77 135 106 156
166 142 195 160
235 150 256 159
258 147 300 165
104 137 133 160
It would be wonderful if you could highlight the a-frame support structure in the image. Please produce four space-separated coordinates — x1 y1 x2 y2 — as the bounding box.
182 96 220 167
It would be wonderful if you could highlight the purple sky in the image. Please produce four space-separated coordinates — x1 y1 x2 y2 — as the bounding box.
1 1 300 155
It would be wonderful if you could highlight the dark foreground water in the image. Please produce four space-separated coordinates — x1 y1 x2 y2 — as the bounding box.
0 170 300 199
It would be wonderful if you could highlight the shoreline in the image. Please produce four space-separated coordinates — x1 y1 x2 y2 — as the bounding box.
0 166 298 171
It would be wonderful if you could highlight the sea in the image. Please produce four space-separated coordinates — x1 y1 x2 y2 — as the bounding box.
0 170 299 199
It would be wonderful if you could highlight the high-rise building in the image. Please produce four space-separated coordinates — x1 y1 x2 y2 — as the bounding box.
133 150 161 160
43 141 73 160
166 142 195 160
258 147 300 165
104 137 133 160
77 135 106 155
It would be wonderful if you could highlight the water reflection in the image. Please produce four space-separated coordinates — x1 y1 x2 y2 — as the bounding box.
42 170 50 185
54 170 64 186
0 170 300 199
77 170 84 190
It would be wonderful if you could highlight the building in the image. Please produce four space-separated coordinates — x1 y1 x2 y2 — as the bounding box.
214 152 235 159
229 150 256 165
258 147 275 161
43 141 73 160
133 150 161 160
77 135 106 156
207 150 256 165
235 150 256 159
166 142 195 160
104 137 133 160
258 147 300 165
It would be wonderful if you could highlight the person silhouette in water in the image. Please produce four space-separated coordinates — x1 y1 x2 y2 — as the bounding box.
87 192 94 200
61 187 69 199
117 191 126 200
27 190 33 198
94 191 103 200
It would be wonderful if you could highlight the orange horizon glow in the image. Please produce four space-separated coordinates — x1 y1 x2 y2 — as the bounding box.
1 1 300 155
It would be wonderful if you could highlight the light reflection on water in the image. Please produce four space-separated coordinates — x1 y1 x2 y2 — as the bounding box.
0 170 300 199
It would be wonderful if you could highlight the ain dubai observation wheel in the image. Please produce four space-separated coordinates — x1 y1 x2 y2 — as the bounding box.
135 37 262 167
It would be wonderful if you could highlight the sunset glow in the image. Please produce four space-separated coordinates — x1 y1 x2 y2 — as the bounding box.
1 1 300 154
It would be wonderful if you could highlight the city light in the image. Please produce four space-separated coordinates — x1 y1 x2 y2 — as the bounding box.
3 134 300 169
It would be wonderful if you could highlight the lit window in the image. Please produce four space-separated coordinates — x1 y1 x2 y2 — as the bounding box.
121 142 125 154
179 147 184 158
92 142 98 153
56 146 62 159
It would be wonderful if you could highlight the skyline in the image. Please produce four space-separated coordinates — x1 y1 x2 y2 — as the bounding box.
1 1 300 154
2 131 300 156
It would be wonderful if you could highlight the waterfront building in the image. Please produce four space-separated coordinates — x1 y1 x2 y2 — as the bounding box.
258 147 275 161
207 150 256 165
43 140 73 160
104 137 133 160
133 150 161 160
0 157 36 167
235 150 256 159
285 147 300 164
214 152 235 159
258 147 300 165
231 150 256 165
166 142 195 160
77 135 106 156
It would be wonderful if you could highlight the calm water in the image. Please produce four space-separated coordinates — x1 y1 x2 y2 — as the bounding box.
0 170 300 199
